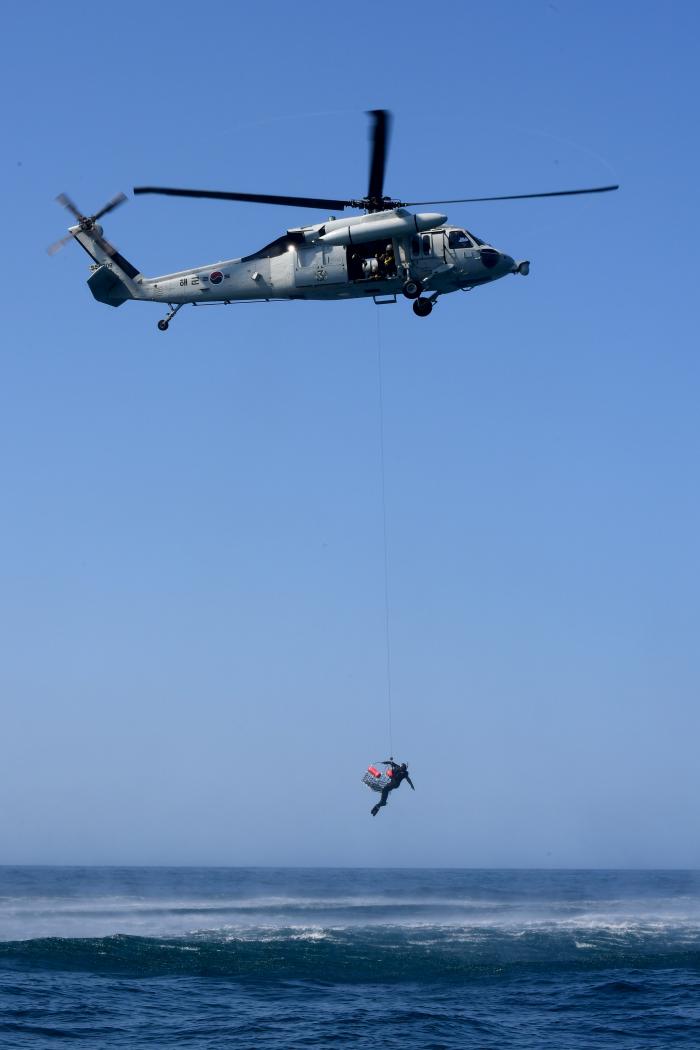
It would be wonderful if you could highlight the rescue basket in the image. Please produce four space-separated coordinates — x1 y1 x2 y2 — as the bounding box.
362 763 394 792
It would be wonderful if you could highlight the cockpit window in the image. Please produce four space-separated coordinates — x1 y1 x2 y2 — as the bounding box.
466 230 486 246
241 230 305 262
448 230 473 249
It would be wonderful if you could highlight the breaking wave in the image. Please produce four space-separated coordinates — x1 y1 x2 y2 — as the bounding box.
3 921 700 980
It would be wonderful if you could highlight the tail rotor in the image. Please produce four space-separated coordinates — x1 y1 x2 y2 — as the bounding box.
48 191 128 256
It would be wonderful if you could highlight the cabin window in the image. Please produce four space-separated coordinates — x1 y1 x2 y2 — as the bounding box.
422 235 431 255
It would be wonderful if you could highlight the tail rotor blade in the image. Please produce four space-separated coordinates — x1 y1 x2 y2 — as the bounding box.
47 226 115 259
92 230 118 258
47 233 75 256
92 192 127 221
56 192 84 221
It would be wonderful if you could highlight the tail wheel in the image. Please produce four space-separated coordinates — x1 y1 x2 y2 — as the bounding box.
157 319 169 332
402 279 422 300
412 297 433 317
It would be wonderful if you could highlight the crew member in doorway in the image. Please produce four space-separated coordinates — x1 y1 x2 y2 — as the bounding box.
379 243 395 277
371 758 414 816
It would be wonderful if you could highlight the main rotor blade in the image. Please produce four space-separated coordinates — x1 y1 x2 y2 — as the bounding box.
92 192 127 221
404 184 619 206
367 109 391 203
133 186 350 210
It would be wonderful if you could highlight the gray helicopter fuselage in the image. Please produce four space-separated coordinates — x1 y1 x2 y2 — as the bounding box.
73 207 526 317
133 217 519 306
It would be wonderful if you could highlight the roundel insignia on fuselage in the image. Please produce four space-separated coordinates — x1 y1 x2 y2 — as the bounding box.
210 271 223 285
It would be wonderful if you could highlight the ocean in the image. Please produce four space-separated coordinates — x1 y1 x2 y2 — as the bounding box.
1 867 699 1048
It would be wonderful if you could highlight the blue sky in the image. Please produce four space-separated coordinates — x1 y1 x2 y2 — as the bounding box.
1 1 699 867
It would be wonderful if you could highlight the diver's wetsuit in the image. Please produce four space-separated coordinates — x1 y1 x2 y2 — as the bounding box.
371 760 415 816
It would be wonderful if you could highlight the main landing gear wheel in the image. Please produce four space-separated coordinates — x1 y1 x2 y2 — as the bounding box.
157 303 183 331
402 279 422 300
412 297 433 317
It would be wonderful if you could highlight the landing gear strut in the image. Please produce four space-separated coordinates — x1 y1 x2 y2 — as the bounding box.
157 303 184 332
412 297 433 317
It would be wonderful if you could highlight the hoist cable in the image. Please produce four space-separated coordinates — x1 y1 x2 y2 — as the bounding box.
376 311 394 757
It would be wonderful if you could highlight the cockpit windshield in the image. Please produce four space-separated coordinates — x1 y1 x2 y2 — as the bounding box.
466 230 486 246
241 230 305 262
448 230 473 249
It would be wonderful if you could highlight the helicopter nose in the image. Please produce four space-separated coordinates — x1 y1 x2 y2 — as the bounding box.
479 247 500 269
480 248 515 275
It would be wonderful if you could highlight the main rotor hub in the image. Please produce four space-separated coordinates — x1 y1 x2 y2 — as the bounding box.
353 195 406 213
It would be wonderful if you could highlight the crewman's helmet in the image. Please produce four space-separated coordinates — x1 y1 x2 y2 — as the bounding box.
400 762 408 770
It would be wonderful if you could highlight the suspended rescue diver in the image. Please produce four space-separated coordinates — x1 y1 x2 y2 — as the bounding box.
362 758 415 816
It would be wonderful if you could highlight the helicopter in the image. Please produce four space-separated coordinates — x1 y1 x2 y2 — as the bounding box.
50 111 618 331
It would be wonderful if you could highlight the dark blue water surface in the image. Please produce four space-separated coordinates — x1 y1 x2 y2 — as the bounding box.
2 867 700 1048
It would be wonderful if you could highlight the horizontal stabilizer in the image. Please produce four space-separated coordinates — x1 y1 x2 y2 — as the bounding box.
87 265 132 307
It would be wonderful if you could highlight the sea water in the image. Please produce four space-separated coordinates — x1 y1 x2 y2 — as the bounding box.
1 867 700 1048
